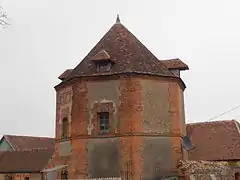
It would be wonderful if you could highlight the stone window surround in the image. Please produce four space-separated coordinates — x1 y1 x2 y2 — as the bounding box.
98 111 110 133
89 99 117 135
59 105 72 139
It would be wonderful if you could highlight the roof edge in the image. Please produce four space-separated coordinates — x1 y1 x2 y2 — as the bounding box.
2 135 16 151
186 119 236 126
0 170 41 174
233 120 240 134
161 58 189 71
58 69 73 81
54 72 186 90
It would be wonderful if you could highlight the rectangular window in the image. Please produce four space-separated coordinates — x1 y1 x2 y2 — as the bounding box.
62 117 68 138
4 175 12 180
61 171 68 180
98 112 109 133
96 62 111 73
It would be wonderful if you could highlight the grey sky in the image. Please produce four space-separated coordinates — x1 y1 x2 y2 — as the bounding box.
0 0 240 137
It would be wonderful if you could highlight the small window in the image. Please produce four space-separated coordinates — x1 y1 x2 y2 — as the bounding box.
61 170 68 180
62 117 68 138
4 175 12 180
24 177 29 180
235 172 240 180
98 112 109 133
96 62 111 73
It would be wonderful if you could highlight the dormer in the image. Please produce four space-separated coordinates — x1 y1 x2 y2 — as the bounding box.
89 50 114 73
161 58 189 77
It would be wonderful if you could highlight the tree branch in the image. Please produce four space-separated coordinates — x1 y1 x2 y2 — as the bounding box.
0 6 9 26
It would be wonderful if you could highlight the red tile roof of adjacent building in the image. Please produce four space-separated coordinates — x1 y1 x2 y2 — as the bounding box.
0 149 53 173
186 120 240 161
63 19 188 82
2 135 54 151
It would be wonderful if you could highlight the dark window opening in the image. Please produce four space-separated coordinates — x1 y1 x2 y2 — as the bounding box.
98 112 109 133
235 172 240 180
24 177 29 180
4 175 12 180
62 117 68 138
96 62 112 73
61 170 68 180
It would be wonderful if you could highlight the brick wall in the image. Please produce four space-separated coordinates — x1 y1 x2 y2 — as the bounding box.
46 74 186 179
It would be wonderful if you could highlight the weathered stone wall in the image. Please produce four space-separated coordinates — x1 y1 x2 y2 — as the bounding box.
178 160 235 180
87 138 120 178
0 173 42 180
46 75 186 179
140 78 187 179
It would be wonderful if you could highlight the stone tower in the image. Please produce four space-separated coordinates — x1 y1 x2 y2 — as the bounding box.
46 17 189 179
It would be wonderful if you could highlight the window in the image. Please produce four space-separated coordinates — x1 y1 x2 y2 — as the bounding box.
62 117 68 138
24 177 29 180
4 175 12 180
96 62 112 73
98 112 109 133
61 170 68 180
235 172 240 180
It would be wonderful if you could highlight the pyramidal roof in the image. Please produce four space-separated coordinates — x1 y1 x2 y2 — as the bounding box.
65 17 182 81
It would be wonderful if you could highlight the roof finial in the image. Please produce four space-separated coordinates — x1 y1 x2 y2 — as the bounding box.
116 14 121 23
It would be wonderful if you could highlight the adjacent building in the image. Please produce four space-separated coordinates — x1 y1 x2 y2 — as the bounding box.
0 135 54 180
0 135 54 151
187 120 240 179
0 149 53 180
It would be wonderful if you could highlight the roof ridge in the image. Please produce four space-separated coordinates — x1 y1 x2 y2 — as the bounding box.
187 120 235 126
162 58 180 61
4 135 54 139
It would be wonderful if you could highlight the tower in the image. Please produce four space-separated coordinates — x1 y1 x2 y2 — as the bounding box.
46 16 189 179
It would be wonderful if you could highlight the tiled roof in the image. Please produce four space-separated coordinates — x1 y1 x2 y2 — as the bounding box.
161 58 189 70
3 135 54 151
89 49 111 61
186 120 240 161
65 21 184 80
0 149 53 173
58 69 73 80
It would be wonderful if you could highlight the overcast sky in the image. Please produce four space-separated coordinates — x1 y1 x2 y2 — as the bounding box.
0 0 240 137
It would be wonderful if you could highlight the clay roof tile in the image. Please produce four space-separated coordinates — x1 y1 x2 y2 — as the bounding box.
65 22 177 80
0 149 53 173
3 135 54 151
186 120 240 161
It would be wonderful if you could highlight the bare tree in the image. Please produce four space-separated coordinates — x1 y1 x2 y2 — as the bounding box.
0 6 9 26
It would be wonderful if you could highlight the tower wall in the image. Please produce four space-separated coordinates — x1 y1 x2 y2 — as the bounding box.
46 75 187 179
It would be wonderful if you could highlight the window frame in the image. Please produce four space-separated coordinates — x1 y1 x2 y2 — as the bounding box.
96 62 112 73
98 112 110 133
4 175 12 180
61 170 68 180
